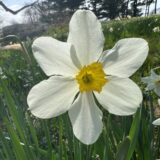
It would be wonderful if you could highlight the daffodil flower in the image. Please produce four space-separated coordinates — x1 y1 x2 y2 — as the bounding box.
27 10 148 144
142 70 160 96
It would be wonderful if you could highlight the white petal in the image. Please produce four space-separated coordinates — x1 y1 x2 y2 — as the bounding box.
141 77 151 84
147 83 156 90
69 92 103 145
142 70 160 84
27 76 78 119
142 70 160 95
158 99 160 106
152 118 160 125
151 70 159 79
102 38 148 78
141 76 156 91
154 86 160 96
70 45 82 69
95 77 142 116
68 10 104 65
32 37 78 76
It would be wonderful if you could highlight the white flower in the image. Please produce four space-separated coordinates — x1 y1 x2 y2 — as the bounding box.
109 27 113 32
153 99 160 126
158 99 160 105
142 70 160 96
0 67 2 75
27 10 148 144
127 15 131 19
153 26 160 33
0 67 7 79
153 118 160 125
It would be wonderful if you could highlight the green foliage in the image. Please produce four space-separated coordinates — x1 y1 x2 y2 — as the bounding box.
1 15 160 160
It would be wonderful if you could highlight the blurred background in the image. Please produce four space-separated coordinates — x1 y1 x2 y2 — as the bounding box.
0 0 160 40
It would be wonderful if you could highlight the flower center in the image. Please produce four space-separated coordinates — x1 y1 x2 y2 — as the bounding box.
75 62 107 93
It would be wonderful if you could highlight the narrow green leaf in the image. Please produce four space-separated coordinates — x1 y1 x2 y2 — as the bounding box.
116 137 130 160
125 108 141 160
4 118 28 160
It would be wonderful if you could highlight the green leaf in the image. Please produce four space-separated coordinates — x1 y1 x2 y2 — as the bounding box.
125 108 141 160
116 137 131 160
4 118 28 160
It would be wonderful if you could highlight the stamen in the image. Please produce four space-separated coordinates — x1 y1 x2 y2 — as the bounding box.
75 62 107 92
82 73 93 83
